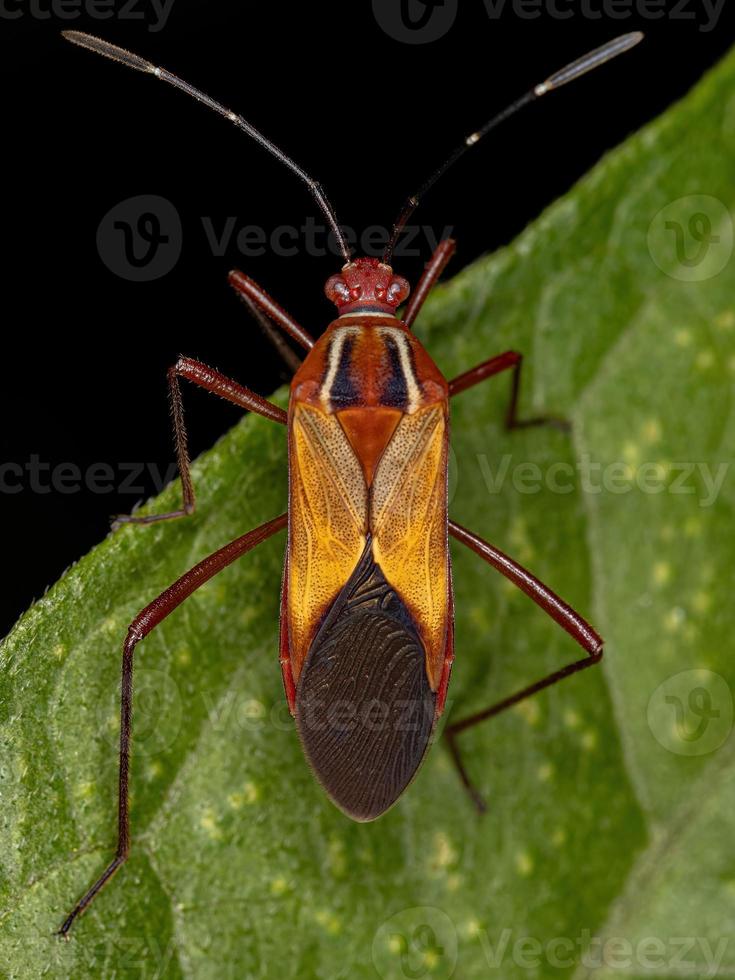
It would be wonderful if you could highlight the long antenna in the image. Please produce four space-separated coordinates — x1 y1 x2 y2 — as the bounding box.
383 31 644 263
62 31 352 264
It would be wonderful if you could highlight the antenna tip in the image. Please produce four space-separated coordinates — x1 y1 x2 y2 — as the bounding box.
619 30 645 51
61 30 155 74
540 30 646 94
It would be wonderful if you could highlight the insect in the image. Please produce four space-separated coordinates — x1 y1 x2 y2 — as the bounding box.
58 29 643 936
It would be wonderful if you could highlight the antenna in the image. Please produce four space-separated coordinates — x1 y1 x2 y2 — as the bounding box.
383 32 644 263
62 31 352 264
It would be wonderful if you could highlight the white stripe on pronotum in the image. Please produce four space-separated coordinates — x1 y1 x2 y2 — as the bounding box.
378 328 422 414
321 327 359 411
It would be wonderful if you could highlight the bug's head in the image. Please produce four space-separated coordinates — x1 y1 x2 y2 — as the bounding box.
325 258 410 316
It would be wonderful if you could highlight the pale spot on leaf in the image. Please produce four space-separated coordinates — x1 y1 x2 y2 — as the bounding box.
514 698 541 726
696 349 716 371
563 709 581 729
537 762 554 782
641 418 662 445
692 591 712 614
199 807 223 841
663 607 686 633
581 730 598 751
313 908 341 935
270 877 289 896
622 442 640 466
515 851 534 876
430 831 458 874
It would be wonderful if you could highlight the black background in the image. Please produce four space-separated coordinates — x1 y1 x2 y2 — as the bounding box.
1 1 732 636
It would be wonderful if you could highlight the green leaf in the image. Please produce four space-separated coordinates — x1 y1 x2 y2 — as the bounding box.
2 47 734 980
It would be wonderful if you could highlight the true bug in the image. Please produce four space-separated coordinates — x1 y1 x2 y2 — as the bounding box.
59 29 643 936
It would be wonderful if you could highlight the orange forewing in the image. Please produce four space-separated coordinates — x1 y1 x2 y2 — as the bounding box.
287 402 368 680
370 405 450 689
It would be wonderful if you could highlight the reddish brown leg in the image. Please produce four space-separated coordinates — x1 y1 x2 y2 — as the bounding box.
228 269 315 352
58 513 288 938
449 350 570 432
445 520 602 812
113 357 287 528
403 238 456 330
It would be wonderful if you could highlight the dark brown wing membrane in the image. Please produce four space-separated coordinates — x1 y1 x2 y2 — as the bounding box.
295 539 436 821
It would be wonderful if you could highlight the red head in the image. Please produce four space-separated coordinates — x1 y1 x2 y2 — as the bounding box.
325 258 410 316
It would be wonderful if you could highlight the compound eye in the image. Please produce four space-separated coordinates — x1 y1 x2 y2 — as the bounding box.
325 275 351 306
349 286 362 301
387 276 410 306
